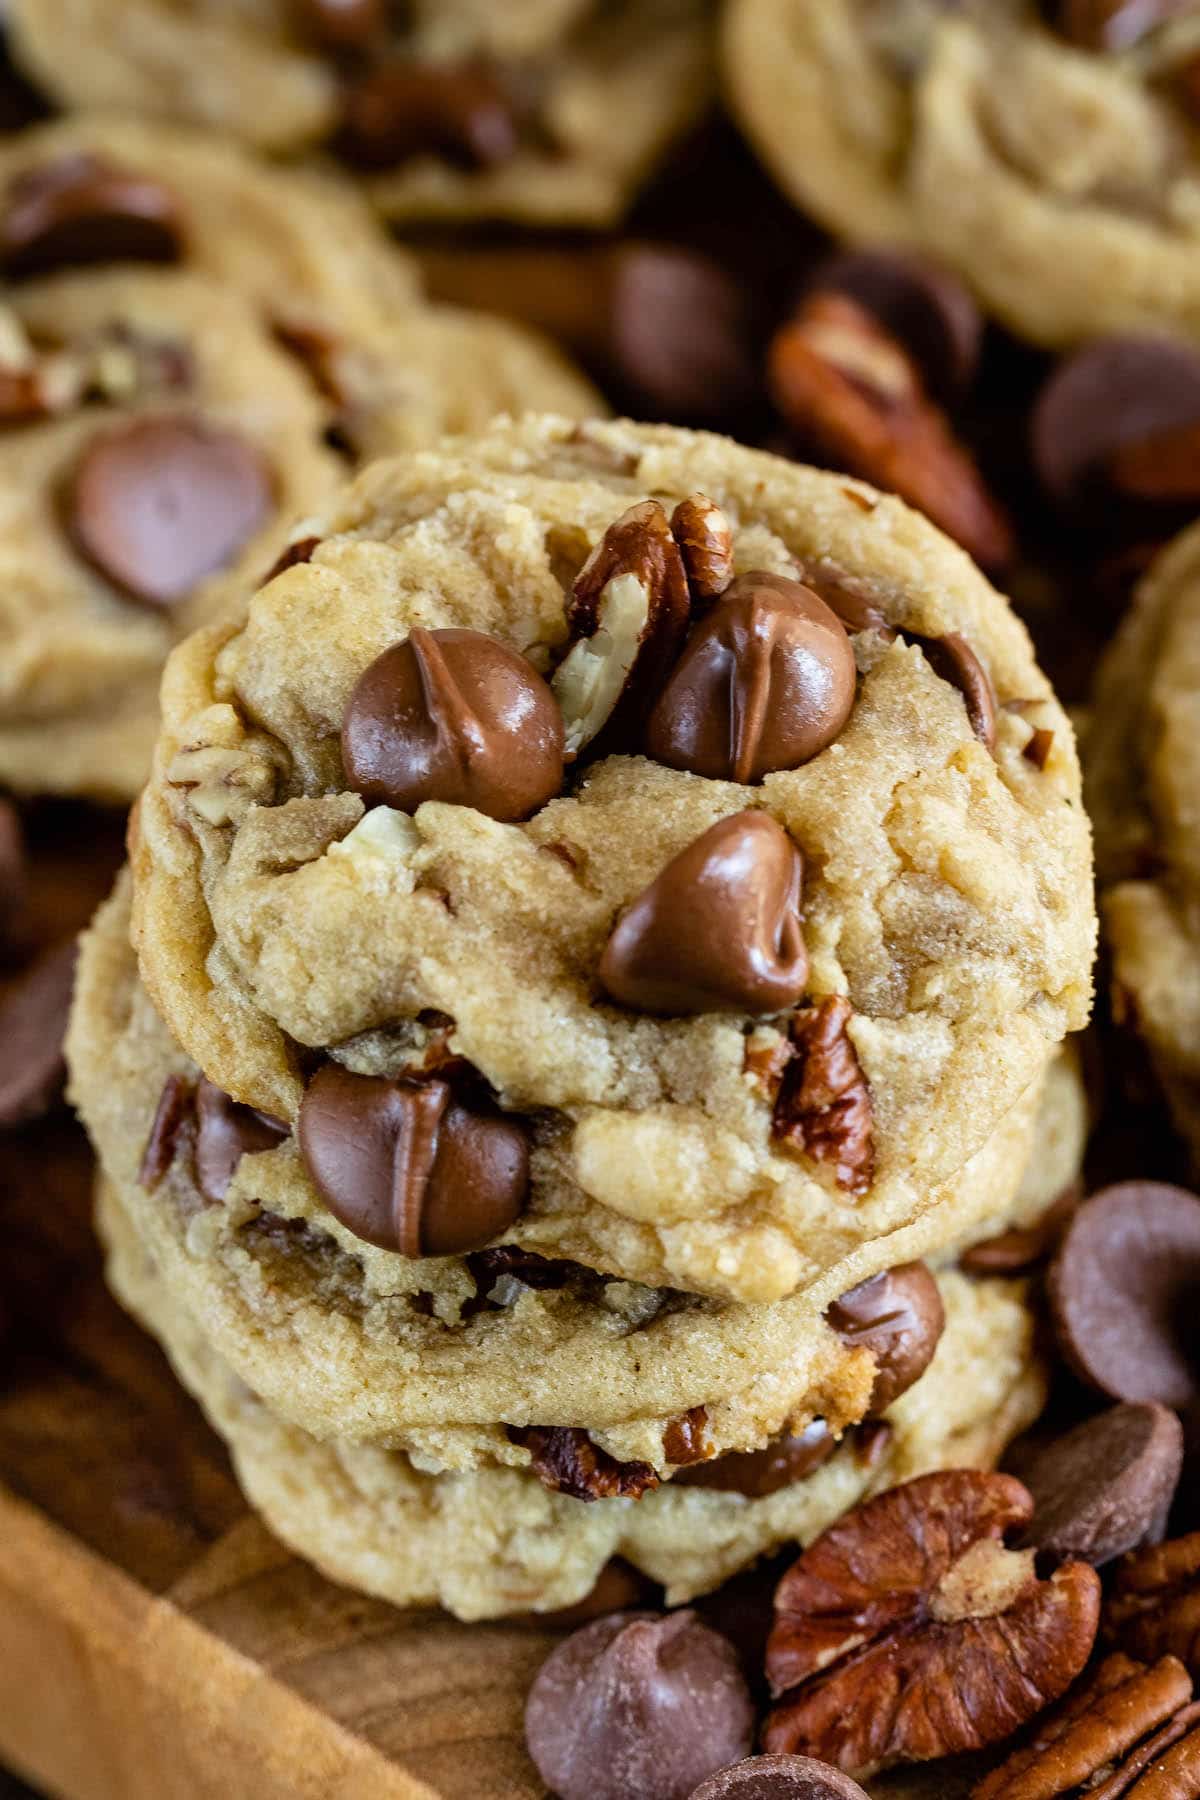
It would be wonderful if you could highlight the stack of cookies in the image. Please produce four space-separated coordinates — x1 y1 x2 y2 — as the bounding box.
68 415 1095 1620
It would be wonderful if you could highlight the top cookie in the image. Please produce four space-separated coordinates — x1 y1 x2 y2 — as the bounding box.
131 416 1094 1303
724 0 1200 349
8 1 715 228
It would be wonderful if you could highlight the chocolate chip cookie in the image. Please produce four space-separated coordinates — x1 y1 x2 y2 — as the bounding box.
8 1 715 228
126 416 1094 1303
724 0 1200 349
97 1166 1045 1619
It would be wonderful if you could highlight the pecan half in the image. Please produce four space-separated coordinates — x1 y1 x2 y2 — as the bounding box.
550 499 691 758
508 1426 660 1503
763 1470 1100 1778
974 1653 1200 1800
1105 1533 1200 1678
670 494 735 603
773 996 875 1197
768 292 1014 570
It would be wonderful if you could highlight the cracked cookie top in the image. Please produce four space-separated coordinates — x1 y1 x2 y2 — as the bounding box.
130 415 1094 1303
725 0 1200 348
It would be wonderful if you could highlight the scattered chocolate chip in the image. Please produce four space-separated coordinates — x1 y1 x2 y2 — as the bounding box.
1048 1182 1200 1410
1018 1403 1184 1569
809 248 982 404
826 1262 944 1416
795 559 895 638
1032 336 1200 509
607 246 759 422
961 1182 1080 1275
670 494 735 603
341 627 564 821
689 1755 870 1799
0 796 26 947
1 153 185 277
772 997 875 1197
663 1406 712 1466
509 1426 659 1503
599 812 808 1017
67 415 274 609
854 1419 892 1470
138 1073 196 1191
676 1422 835 1498
1023 725 1054 769
0 938 76 1126
193 1080 288 1204
338 60 520 171
645 573 856 783
525 1611 755 1800
907 631 997 751
264 534 320 582
292 0 383 50
297 1065 529 1256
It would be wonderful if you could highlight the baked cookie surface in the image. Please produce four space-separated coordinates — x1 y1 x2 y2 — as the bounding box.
724 0 1200 349
126 416 1094 1301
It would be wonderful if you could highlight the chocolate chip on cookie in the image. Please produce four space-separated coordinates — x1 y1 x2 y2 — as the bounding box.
645 573 856 782
826 1262 945 1416
194 1080 288 1205
298 1064 529 1256
342 628 565 820
1017 1403 1184 1568
525 1612 755 1800
599 811 807 1016
677 1421 836 1497
67 415 274 608
1 152 185 276
907 631 998 751
1048 1182 1200 1409
338 60 520 172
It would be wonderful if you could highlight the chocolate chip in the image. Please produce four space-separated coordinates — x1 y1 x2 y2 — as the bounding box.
297 1065 529 1256
1 153 184 277
338 60 520 171
508 1426 659 1502
341 628 564 821
138 1073 195 1190
525 1612 755 1800
907 631 997 751
676 1422 835 1498
809 249 982 403
607 246 759 423
1018 1403 1183 1568
825 1262 945 1416
961 1182 1080 1276
1048 1183 1200 1410
599 812 808 1017
67 416 274 609
0 938 76 1126
263 535 320 582
689 1755 870 1799
292 0 384 50
194 1080 289 1204
1032 336 1200 509
645 573 856 783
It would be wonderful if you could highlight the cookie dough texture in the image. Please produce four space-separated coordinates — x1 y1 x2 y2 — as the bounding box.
724 0 1200 349
129 416 1094 1303
99 1169 1044 1619
1088 520 1200 1163
8 2 715 227
70 873 1084 1464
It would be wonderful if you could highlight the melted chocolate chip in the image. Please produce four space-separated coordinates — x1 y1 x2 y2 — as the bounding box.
676 1422 835 1498
1 153 185 277
193 1080 288 1204
67 415 274 608
138 1074 195 1191
338 60 520 171
599 812 808 1017
908 631 997 751
525 1612 755 1800
297 1065 529 1256
645 573 856 783
825 1263 944 1416
341 628 564 820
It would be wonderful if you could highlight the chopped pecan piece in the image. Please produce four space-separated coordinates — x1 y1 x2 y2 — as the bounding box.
773 996 875 1197
1105 1533 1200 1677
508 1426 660 1503
768 292 1014 570
670 494 735 602
973 1652 1197 1799
763 1470 1100 1777
663 1405 712 1466
551 499 691 758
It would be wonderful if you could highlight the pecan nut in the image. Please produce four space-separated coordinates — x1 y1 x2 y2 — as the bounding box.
508 1425 660 1503
1105 1532 1200 1678
768 292 1014 570
772 996 875 1197
551 499 692 757
974 1653 1200 1800
763 1470 1100 1778
670 493 735 603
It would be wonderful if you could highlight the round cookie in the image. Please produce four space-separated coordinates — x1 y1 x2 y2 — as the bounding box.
1087 519 1200 1164
128 415 1094 1303
724 0 1200 350
71 872 1081 1466
7 2 715 229
99 1170 1045 1620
